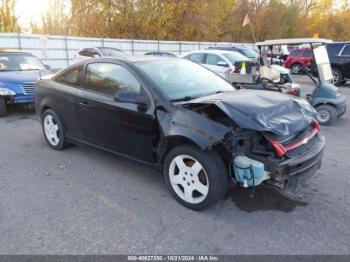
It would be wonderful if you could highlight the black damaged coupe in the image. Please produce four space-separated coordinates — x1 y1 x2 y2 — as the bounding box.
35 57 325 210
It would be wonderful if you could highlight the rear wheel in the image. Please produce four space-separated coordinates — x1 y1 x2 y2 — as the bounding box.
163 145 228 210
42 109 68 150
291 63 302 75
332 68 343 86
0 97 7 117
316 104 337 126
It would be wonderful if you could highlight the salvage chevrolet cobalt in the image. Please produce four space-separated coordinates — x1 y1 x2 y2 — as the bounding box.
35 57 325 210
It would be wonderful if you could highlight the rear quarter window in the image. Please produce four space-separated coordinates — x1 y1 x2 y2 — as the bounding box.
326 44 344 56
340 45 350 56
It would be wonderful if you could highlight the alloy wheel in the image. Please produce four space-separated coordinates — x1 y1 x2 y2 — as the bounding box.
317 109 331 123
168 155 209 204
291 64 301 74
44 114 60 146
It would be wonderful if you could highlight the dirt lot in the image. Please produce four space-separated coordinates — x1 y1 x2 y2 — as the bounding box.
0 77 349 254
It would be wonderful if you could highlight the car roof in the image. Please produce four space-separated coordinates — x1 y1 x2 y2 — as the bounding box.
209 46 238 49
0 49 34 55
97 46 123 50
79 47 123 50
327 42 350 45
256 38 333 46
182 49 239 56
72 55 178 65
290 47 310 51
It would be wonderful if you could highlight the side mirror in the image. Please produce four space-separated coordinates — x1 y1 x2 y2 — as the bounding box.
93 54 101 58
217 61 229 67
114 90 148 108
44 64 51 70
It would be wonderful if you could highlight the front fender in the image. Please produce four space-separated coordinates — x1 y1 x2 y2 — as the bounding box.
36 96 59 119
157 108 231 150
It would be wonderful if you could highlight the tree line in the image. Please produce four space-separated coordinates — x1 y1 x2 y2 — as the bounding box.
1 0 350 42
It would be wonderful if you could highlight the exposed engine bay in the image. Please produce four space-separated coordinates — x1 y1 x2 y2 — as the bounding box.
175 92 325 200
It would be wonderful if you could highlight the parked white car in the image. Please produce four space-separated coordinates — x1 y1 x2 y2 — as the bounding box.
73 47 126 62
180 50 250 78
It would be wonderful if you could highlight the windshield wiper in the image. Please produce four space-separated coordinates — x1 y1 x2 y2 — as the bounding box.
170 96 199 102
170 91 227 102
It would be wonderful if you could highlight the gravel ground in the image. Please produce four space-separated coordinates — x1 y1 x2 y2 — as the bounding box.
0 77 349 255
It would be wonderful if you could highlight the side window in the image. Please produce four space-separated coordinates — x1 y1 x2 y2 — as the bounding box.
341 45 350 56
303 50 312 57
56 66 82 86
188 53 204 64
90 49 101 57
79 49 88 56
290 50 301 57
206 54 225 65
85 63 141 96
327 44 344 56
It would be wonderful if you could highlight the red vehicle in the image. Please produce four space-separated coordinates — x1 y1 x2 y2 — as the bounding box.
284 48 312 74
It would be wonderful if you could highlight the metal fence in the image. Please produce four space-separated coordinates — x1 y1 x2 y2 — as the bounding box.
0 32 255 69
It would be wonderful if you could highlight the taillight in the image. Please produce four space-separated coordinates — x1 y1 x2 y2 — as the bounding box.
270 140 287 157
288 88 298 96
311 119 320 131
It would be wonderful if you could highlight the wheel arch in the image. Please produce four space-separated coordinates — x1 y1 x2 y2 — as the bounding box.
156 134 215 166
38 97 59 119
314 101 337 109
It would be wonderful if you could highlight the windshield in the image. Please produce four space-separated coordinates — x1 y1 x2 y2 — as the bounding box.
99 48 126 57
0 53 45 71
223 52 250 64
137 59 234 101
241 49 258 59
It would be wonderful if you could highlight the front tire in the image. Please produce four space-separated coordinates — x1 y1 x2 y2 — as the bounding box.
163 145 228 210
0 97 7 117
42 109 67 150
291 63 302 75
316 104 337 126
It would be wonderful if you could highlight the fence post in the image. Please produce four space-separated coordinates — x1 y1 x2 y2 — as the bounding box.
101 38 105 47
64 35 69 66
17 32 22 50
131 39 134 55
157 40 160 52
198 42 201 50
179 41 182 55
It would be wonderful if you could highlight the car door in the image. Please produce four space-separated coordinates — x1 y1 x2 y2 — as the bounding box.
76 62 155 163
204 54 228 77
54 65 84 139
339 44 350 78
302 49 313 66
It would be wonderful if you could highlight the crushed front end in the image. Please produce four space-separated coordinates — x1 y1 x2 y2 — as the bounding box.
223 119 325 200
183 90 326 200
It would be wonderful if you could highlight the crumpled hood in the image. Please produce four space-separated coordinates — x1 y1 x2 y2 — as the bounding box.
189 90 317 136
0 70 50 84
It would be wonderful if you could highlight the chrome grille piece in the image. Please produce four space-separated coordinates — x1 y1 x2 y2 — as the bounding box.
21 82 36 95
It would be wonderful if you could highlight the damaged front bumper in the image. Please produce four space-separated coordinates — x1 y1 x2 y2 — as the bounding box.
244 135 325 200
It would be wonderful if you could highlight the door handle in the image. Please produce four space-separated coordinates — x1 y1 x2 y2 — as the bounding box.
78 101 94 108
